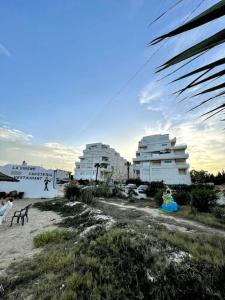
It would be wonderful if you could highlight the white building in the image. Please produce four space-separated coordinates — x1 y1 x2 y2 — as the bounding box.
0 161 70 198
133 134 191 185
74 143 128 181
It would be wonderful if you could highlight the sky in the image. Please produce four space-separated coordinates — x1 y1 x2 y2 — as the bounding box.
0 0 224 173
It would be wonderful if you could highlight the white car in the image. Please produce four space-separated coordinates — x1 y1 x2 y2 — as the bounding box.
137 185 149 191
125 184 137 192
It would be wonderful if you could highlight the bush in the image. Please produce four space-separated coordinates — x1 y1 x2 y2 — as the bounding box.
11 228 225 300
78 179 89 185
190 188 217 213
80 189 94 204
0 192 6 199
64 183 81 200
8 190 18 198
154 190 164 207
94 184 112 198
146 181 165 197
33 229 72 247
213 207 225 223
126 178 143 186
173 191 191 206
17 192 24 199
170 184 193 192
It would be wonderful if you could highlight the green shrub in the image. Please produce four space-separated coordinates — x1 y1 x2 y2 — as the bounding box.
170 184 193 192
173 191 191 206
94 184 112 198
213 207 225 223
190 188 217 213
154 190 164 207
64 183 81 200
126 178 143 185
8 190 18 198
80 189 94 204
33 230 72 247
146 181 165 197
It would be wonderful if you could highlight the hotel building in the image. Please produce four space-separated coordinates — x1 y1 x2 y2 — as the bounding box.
133 134 191 185
74 143 127 181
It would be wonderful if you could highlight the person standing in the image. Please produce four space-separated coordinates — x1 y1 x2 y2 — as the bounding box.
44 177 51 191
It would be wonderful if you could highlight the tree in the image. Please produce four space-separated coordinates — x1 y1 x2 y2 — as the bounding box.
190 170 208 183
94 163 108 183
125 161 131 180
151 1 225 121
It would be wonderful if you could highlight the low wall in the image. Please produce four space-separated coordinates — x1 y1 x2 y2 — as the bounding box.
0 181 58 198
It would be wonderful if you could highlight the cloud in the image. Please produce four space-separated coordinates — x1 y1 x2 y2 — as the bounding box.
143 115 225 173
139 82 163 105
0 127 80 172
0 127 33 142
0 43 11 57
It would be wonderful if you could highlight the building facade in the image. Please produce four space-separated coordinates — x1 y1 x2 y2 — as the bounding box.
74 143 128 181
133 134 191 185
0 161 70 198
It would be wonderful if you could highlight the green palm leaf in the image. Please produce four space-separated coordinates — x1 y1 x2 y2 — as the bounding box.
187 69 225 88
172 57 225 82
194 82 225 96
188 90 225 111
159 29 225 71
151 0 225 45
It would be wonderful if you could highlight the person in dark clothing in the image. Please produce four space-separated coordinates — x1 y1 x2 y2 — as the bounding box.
44 177 51 191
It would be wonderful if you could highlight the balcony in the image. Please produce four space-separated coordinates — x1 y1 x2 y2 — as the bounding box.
133 152 189 162
176 163 190 169
172 144 187 150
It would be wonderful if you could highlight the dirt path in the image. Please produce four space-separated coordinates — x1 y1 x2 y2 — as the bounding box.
98 200 225 238
0 199 62 276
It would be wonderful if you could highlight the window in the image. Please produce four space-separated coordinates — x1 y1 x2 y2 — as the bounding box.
102 156 108 161
179 169 187 175
164 160 172 163
152 160 161 165
162 143 167 146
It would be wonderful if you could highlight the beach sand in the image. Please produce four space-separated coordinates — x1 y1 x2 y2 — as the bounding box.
0 198 61 276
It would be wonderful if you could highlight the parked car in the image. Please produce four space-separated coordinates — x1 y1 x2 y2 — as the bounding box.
137 185 148 192
133 189 148 200
125 184 137 192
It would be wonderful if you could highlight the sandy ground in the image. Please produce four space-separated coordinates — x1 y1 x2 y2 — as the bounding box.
98 199 225 238
0 198 62 276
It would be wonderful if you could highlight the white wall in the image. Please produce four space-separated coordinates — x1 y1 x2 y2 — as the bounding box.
0 180 58 198
0 164 59 198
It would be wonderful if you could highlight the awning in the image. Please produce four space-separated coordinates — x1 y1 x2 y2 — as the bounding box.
0 172 19 182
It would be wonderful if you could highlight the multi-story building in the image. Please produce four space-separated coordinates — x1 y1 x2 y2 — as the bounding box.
74 143 128 181
133 134 191 185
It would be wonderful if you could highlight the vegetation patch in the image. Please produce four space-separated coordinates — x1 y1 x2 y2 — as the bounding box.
171 206 225 231
155 228 225 265
33 229 73 248
1 226 225 300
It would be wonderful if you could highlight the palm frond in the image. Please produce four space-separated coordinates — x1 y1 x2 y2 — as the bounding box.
151 0 225 45
194 82 225 96
172 57 225 82
158 29 225 71
188 91 225 111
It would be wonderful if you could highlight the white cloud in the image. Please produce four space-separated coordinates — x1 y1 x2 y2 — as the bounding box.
0 127 80 172
139 82 163 105
0 127 33 142
0 43 11 57
143 115 225 173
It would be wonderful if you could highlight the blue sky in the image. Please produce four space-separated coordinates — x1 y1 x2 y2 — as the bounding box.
0 0 225 173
